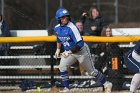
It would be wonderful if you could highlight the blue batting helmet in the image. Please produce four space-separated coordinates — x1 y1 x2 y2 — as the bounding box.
55 8 70 20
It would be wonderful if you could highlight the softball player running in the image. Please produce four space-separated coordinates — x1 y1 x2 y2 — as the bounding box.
125 40 140 93
54 8 112 93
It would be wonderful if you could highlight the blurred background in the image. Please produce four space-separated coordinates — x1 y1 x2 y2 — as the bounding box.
1 0 140 30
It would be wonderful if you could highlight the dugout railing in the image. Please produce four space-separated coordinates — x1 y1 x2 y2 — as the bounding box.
0 42 56 90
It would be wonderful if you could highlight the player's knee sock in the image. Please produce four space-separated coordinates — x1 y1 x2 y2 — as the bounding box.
130 73 140 93
60 71 69 88
95 71 106 85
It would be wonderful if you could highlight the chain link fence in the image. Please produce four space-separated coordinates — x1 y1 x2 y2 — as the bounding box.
0 41 134 92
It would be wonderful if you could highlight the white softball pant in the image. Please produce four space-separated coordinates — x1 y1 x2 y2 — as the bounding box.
59 43 98 76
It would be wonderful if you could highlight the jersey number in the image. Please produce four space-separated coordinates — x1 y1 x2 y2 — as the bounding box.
63 41 70 47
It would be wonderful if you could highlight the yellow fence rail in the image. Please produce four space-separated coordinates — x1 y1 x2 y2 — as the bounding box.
0 36 140 43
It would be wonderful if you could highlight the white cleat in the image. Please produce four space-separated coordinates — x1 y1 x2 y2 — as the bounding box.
59 87 70 93
103 81 112 93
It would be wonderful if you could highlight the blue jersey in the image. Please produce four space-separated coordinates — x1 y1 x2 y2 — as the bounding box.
125 40 140 73
54 22 84 51
134 40 140 55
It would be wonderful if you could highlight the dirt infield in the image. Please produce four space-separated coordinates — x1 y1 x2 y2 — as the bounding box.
0 90 130 93
2 86 140 93
0 87 131 93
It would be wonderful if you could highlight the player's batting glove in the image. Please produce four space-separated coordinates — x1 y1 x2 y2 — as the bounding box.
61 50 72 58
55 48 60 59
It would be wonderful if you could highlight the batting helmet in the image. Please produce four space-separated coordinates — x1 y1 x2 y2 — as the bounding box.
55 8 70 21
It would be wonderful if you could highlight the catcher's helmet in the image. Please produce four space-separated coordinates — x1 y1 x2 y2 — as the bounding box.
55 8 70 21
